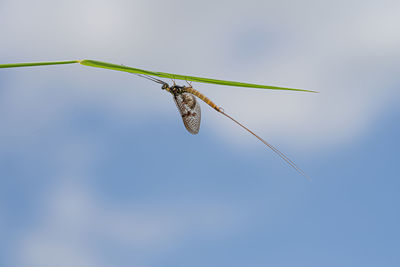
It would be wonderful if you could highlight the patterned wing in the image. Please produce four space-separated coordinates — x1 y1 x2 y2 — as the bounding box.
173 92 201 134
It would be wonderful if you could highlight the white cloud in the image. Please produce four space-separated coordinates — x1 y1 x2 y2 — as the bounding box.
1 0 399 152
19 235 102 267
14 181 242 266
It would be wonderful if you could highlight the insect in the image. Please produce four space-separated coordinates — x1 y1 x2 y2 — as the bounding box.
136 74 309 179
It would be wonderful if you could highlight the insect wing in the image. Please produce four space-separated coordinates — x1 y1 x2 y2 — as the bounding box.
173 92 201 134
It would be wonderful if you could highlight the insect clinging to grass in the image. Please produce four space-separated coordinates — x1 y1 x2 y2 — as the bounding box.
135 74 310 179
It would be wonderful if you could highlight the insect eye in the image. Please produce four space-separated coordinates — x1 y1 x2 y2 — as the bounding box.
162 83 168 90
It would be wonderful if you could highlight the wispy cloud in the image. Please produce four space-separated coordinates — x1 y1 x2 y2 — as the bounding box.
15 181 243 266
1 0 399 151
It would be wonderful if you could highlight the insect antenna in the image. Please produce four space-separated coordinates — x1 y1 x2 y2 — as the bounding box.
135 73 167 85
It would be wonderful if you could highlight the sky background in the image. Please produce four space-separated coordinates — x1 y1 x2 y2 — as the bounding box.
1 0 400 266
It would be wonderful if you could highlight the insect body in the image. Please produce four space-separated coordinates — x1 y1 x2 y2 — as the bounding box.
168 84 201 134
166 83 221 134
137 74 309 179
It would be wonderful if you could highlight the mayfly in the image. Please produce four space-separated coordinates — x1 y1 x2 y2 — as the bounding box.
136 74 309 179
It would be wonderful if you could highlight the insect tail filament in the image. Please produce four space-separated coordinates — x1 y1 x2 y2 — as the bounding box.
219 111 310 180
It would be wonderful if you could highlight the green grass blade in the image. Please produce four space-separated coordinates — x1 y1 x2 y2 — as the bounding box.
80 59 317 93
0 59 317 92
0 60 79 68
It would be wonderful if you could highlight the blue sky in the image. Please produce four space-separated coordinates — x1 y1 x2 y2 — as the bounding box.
1 0 400 266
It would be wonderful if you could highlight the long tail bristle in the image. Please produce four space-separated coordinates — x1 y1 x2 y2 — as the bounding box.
219 111 310 180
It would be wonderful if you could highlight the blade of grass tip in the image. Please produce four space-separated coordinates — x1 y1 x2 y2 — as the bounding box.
0 60 80 69
79 59 318 93
156 72 319 93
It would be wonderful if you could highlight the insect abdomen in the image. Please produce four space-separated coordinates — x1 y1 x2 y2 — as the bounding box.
184 87 221 112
